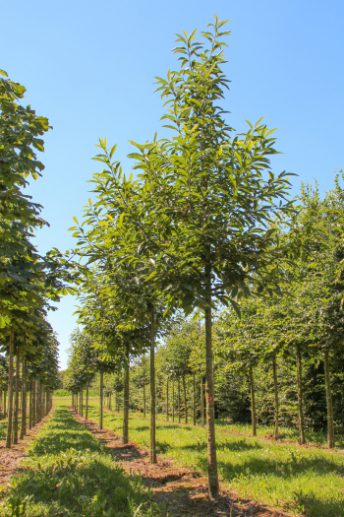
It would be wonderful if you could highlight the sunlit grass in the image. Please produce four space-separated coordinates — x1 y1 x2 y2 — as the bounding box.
0 417 6 440
80 397 344 517
0 402 161 517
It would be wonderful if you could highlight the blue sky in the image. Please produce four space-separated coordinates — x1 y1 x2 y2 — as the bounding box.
2 1 344 368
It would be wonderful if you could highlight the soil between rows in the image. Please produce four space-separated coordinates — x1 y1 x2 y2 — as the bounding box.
73 411 293 517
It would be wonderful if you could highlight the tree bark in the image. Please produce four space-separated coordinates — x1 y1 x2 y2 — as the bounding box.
123 345 130 443
183 374 188 424
150 321 157 463
29 381 33 429
143 381 146 418
249 363 257 437
324 347 335 448
80 390 83 417
200 377 205 426
272 354 279 440
296 344 305 445
166 378 169 422
6 332 15 448
172 379 175 422
177 378 181 423
86 386 89 420
99 371 104 430
204 264 219 499
193 374 196 425
13 351 20 444
20 357 27 439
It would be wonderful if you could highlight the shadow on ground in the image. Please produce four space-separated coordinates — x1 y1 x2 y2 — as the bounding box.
0 408 160 517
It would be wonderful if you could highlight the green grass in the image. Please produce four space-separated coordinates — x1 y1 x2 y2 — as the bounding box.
0 402 161 517
81 398 344 517
0 417 6 440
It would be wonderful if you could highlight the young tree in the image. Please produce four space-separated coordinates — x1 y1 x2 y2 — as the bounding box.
129 19 293 497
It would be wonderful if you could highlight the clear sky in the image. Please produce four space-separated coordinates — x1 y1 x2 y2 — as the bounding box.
2 1 344 369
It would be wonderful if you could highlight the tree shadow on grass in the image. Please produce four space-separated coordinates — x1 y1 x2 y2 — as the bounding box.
290 493 344 517
135 425 149 431
179 439 262 453
157 424 192 431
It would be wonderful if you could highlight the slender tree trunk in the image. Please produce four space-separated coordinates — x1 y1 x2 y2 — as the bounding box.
13 351 20 444
200 376 205 426
296 344 305 445
4 390 7 417
32 380 37 426
177 378 181 423
99 371 104 430
123 346 130 443
86 386 89 420
204 270 219 499
249 363 257 437
172 380 175 422
20 357 27 439
6 332 15 448
193 374 196 425
166 378 169 422
29 382 33 429
183 374 188 424
143 382 146 418
80 390 83 417
150 322 157 463
36 381 40 423
324 347 335 448
272 354 279 440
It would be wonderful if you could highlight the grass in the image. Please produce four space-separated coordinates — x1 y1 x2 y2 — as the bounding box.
0 417 6 440
78 397 344 517
0 401 161 517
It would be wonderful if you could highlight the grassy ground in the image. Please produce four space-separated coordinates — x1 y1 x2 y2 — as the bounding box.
0 401 161 517
76 397 344 517
0 417 6 440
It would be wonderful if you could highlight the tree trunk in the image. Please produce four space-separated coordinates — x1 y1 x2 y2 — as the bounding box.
37 381 42 423
324 347 335 448
200 377 205 426
177 378 181 423
123 346 130 443
143 382 146 418
193 374 196 425
272 354 279 440
183 374 188 424
249 363 257 437
150 322 157 463
296 344 305 445
99 371 104 430
6 332 15 448
86 386 89 420
204 273 219 499
80 390 83 417
20 357 27 439
13 351 20 444
29 381 33 429
172 380 175 422
166 378 169 422
4 390 7 417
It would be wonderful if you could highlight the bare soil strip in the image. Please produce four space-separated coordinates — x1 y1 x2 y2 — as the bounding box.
74 412 292 517
0 414 50 488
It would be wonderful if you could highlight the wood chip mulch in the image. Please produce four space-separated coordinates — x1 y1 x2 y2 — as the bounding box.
0 414 51 489
74 412 294 517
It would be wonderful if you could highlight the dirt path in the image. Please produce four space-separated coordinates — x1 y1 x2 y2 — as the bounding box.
0 414 50 488
74 412 292 517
